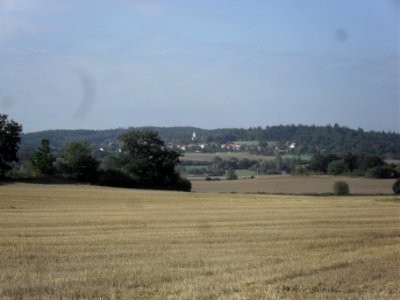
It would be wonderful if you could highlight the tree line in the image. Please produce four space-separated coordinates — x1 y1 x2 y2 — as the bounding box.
2 114 400 193
0 114 191 191
181 155 309 177
308 153 399 178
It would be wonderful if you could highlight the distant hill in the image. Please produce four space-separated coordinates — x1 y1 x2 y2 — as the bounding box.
21 125 400 158
21 127 203 150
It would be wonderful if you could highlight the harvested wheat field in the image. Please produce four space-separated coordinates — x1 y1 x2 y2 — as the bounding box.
192 175 396 194
0 183 399 299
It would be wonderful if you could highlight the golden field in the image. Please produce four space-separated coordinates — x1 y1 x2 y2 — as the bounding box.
0 183 399 299
191 175 396 195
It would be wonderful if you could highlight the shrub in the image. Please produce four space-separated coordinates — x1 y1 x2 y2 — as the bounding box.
293 166 309 176
333 181 350 196
396 165 400 175
350 169 365 177
393 178 400 194
174 177 192 192
327 159 348 175
205 177 221 181
226 170 238 180
366 165 397 179
97 169 136 188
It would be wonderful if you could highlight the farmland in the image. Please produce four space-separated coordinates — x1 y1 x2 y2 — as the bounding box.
191 175 397 195
181 152 267 162
181 151 311 162
1 183 399 299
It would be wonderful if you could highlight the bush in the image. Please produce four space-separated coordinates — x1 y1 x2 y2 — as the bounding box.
174 177 192 192
333 181 350 196
226 170 238 180
393 178 400 194
293 166 309 175
97 169 136 188
365 165 397 179
350 169 365 177
327 159 348 175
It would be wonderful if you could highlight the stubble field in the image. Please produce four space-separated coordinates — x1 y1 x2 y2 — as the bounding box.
191 175 396 194
0 183 399 299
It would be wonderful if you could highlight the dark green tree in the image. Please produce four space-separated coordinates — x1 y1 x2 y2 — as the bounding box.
343 152 357 172
365 165 397 179
57 141 99 182
309 154 339 173
393 178 400 194
327 159 348 175
118 130 189 190
0 114 22 178
209 156 224 170
29 139 56 176
238 158 251 169
357 155 384 171
226 157 239 170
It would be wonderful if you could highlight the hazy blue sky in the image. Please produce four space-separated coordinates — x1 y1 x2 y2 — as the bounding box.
0 0 399 132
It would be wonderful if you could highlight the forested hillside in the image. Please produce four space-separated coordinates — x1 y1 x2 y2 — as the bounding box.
21 124 400 158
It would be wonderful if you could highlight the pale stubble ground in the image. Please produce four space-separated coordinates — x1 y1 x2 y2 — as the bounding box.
0 183 399 299
191 175 396 194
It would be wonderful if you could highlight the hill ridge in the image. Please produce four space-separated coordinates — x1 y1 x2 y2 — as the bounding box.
21 124 400 158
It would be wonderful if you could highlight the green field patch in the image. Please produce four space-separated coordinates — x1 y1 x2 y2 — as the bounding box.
183 165 208 170
182 152 267 162
234 140 259 146
281 154 312 161
182 151 314 162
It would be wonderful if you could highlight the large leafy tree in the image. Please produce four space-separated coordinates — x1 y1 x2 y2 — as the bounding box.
29 139 56 176
0 114 22 177
57 141 99 182
308 154 339 173
118 130 183 189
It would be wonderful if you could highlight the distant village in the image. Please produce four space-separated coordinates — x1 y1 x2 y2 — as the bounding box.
96 131 298 155
165 131 297 154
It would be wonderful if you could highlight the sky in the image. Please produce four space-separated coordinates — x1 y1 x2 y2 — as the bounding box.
0 0 399 133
